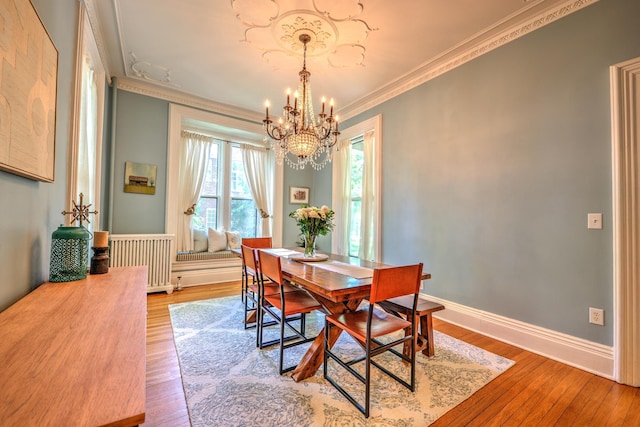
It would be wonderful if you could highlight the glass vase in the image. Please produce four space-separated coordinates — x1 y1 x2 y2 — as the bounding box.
304 233 317 258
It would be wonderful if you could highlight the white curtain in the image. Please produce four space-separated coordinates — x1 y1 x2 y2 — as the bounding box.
177 131 212 251
331 131 377 260
331 139 352 256
358 130 377 261
242 145 274 237
77 55 97 212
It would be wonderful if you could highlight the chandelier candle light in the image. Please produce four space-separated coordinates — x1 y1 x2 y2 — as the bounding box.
263 33 340 170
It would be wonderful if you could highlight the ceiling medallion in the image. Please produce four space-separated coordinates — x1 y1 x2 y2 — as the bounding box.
231 0 377 69
277 14 334 55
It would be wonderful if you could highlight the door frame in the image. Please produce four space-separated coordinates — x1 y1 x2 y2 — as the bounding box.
610 56 640 386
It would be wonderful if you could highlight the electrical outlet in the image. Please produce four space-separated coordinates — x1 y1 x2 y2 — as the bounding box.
589 307 604 325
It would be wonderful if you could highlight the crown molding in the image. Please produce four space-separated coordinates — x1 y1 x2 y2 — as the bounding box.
338 0 599 121
95 0 598 123
115 77 264 124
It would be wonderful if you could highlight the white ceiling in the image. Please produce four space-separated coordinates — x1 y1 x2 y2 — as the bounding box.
86 0 593 122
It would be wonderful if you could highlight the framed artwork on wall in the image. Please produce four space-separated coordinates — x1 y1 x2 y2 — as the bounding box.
124 161 157 195
290 186 310 204
0 0 58 182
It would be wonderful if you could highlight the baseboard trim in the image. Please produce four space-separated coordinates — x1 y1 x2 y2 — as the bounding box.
423 294 614 379
171 262 242 288
148 284 175 294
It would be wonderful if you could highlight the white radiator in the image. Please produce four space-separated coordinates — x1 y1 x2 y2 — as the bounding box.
109 234 175 293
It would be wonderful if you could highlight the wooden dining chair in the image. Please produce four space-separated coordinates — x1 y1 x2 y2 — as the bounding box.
241 237 272 248
240 244 264 331
240 237 273 305
323 263 424 418
241 245 298 343
257 250 323 374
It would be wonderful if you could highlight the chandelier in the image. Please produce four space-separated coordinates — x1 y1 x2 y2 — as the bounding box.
263 34 340 170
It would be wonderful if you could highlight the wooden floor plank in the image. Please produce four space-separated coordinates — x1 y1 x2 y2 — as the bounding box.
605 385 638 426
466 358 567 426
140 282 640 427
590 382 639 426
141 282 240 427
522 363 591 426
433 348 548 426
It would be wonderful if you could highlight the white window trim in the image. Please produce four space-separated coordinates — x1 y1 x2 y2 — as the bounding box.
166 104 284 260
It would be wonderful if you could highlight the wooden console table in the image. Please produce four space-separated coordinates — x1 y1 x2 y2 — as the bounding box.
0 266 147 426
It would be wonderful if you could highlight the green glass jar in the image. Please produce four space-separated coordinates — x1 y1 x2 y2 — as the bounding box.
49 225 92 282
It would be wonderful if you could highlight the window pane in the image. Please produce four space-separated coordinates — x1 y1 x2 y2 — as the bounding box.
348 139 365 256
349 200 362 257
351 141 364 197
230 198 257 237
230 146 251 198
194 197 218 230
201 143 220 196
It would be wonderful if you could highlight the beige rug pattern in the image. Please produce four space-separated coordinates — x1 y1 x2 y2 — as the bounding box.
169 296 514 426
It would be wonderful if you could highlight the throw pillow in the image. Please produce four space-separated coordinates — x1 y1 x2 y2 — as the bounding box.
207 227 227 252
226 231 241 250
192 228 208 253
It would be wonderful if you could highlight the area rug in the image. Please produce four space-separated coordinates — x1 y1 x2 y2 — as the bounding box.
169 296 514 426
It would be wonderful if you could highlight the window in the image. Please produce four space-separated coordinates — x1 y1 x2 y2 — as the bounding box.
230 146 258 236
193 143 219 230
67 4 105 229
167 104 282 254
332 115 381 261
191 140 258 238
349 138 364 256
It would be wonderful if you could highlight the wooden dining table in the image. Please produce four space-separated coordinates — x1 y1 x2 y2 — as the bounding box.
259 248 431 382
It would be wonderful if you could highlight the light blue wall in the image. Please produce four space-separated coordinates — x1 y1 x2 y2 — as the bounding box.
341 0 640 345
0 0 78 311
281 160 334 251
111 90 168 233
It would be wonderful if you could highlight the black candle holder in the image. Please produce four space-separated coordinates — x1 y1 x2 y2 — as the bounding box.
90 246 109 274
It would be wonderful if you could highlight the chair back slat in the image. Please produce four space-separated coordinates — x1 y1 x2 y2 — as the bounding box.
369 263 423 304
241 237 272 248
257 250 283 285
241 244 258 272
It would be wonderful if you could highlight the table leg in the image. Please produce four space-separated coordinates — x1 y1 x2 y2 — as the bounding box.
422 313 434 357
402 313 424 358
290 297 362 382
401 313 436 357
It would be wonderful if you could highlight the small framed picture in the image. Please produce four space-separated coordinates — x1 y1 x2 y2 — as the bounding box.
124 161 157 195
290 186 310 204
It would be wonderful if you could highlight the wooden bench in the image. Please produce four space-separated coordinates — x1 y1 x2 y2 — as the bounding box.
378 296 445 357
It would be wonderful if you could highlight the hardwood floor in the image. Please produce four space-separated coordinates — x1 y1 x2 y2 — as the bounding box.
143 282 242 427
142 283 640 426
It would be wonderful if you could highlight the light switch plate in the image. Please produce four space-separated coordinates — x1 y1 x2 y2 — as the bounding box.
588 213 602 229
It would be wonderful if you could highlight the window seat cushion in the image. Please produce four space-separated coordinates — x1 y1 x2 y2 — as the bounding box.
176 250 236 262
